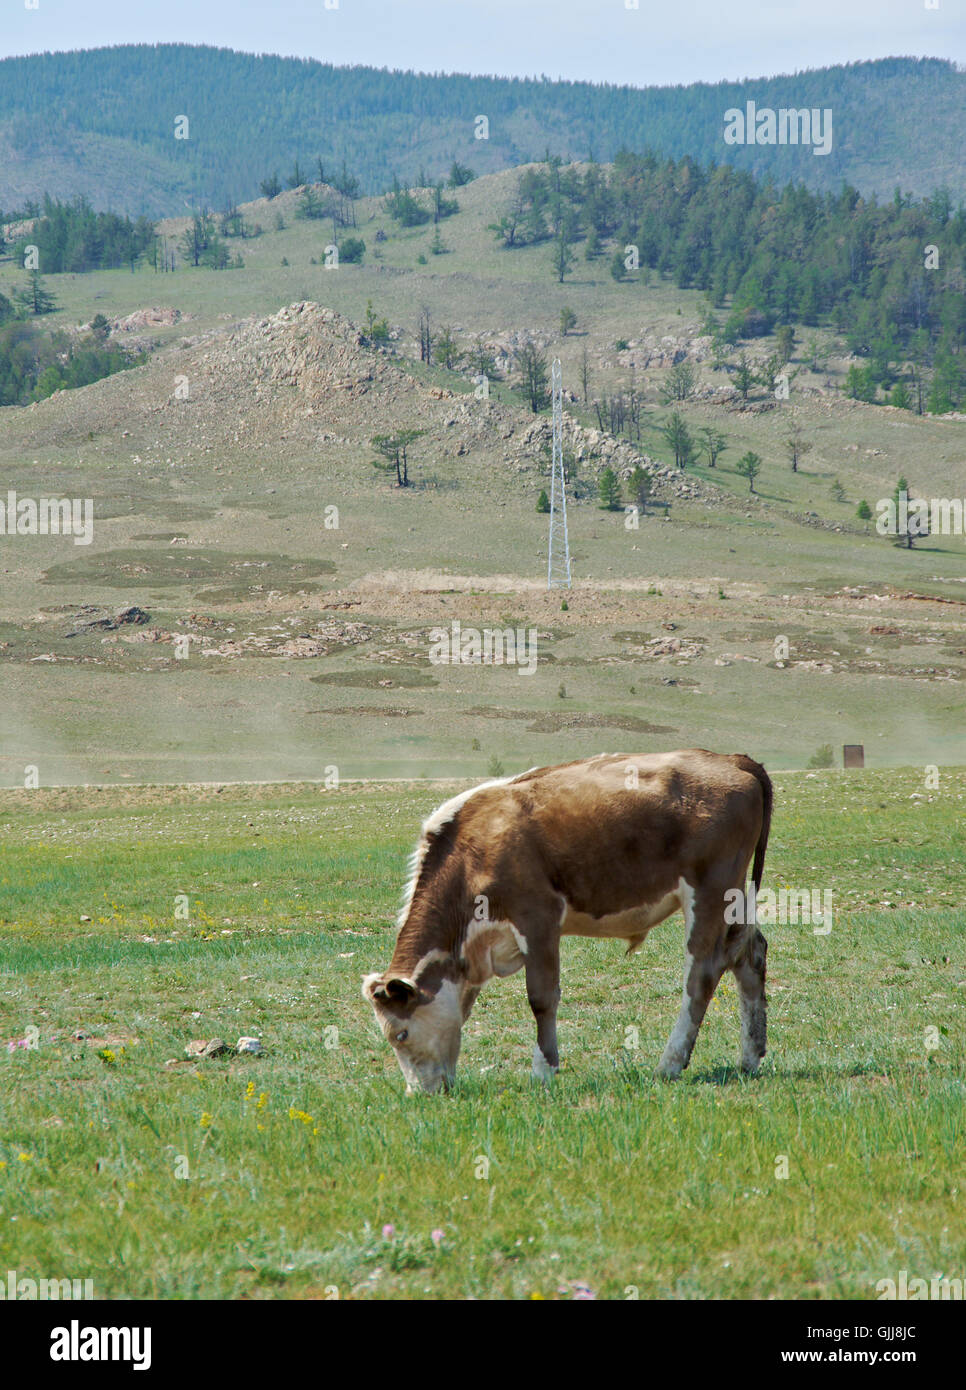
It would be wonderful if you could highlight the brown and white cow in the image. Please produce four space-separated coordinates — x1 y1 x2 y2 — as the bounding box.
362 749 772 1093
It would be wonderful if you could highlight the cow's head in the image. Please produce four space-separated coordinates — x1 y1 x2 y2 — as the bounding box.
362 969 464 1094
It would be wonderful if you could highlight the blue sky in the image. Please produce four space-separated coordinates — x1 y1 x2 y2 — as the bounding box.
1 0 962 85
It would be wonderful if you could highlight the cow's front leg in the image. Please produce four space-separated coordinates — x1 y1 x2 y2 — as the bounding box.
525 935 561 1082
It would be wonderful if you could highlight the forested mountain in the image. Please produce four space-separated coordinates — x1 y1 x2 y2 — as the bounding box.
0 46 962 216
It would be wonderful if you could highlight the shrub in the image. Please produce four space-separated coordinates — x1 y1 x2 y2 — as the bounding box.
807 744 835 769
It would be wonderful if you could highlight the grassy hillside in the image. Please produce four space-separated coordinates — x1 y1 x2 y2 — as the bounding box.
0 48 963 215
1 164 965 784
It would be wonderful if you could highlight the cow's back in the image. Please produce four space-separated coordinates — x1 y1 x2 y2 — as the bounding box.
454 749 765 918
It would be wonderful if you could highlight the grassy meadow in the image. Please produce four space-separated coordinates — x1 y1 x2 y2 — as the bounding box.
1 769 963 1299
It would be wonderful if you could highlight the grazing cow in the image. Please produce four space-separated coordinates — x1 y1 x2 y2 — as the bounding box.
362 749 772 1093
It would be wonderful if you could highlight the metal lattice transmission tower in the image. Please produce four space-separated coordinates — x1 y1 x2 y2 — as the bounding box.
547 358 572 589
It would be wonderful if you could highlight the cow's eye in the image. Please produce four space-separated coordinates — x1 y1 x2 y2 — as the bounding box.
395 1029 409 1044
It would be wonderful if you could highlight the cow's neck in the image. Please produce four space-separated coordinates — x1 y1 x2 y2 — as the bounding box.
390 882 470 982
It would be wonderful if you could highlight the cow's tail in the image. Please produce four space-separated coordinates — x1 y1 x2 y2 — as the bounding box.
731 754 773 891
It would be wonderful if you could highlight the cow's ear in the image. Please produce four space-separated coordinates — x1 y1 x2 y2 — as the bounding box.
382 976 418 1004
362 973 418 1005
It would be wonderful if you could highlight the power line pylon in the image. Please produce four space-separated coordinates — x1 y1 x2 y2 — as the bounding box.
547 357 572 589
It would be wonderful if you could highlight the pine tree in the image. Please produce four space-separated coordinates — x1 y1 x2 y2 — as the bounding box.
786 423 813 472
698 426 727 468
516 340 550 412
660 412 696 469
736 451 763 493
598 467 622 510
15 269 57 316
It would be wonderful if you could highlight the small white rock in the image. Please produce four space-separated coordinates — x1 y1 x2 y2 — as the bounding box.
236 1036 262 1055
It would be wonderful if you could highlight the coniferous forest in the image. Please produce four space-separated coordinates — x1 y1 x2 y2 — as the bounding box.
0 46 962 214
491 153 966 410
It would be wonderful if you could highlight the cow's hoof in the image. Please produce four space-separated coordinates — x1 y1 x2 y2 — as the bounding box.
531 1046 557 1082
740 1052 765 1075
656 1051 686 1081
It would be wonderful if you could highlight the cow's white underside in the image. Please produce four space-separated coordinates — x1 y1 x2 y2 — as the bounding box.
560 890 682 949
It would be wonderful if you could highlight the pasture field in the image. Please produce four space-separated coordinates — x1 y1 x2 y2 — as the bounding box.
1 769 964 1299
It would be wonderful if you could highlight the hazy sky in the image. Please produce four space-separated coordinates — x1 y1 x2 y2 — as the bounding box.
1 0 962 85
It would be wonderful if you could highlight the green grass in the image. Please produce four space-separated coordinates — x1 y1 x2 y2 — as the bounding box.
1 770 963 1299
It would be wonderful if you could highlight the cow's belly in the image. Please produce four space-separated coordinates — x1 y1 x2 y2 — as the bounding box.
561 891 681 943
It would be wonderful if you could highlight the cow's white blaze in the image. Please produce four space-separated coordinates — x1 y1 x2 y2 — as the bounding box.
383 978 463 1094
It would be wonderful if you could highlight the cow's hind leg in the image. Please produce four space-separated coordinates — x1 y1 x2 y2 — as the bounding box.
518 902 565 1082
657 879 727 1080
730 927 768 1074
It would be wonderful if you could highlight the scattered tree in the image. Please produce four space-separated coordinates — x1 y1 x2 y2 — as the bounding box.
15 269 57 316
371 429 425 487
448 161 475 187
698 425 727 469
735 450 763 493
598 467 622 510
579 343 591 402
628 465 651 513
889 379 912 410
775 324 795 364
660 360 697 403
733 351 756 401
551 227 575 283
363 299 390 344
786 423 813 473
660 412 696 469
286 160 307 189
434 326 461 370
891 476 930 548
417 305 433 364
516 339 550 412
